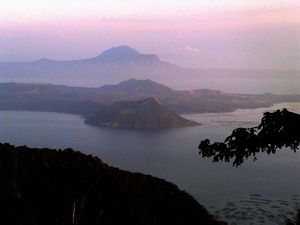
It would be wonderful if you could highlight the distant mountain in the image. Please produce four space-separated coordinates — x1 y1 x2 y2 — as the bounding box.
92 45 161 63
85 97 199 128
98 45 141 58
1 80 299 116
97 78 175 95
1 46 300 93
0 45 181 84
0 143 224 225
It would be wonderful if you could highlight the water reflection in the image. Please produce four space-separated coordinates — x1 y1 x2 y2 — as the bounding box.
0 102 299 224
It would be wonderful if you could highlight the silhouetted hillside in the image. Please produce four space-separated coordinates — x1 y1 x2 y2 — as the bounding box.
85 97 199 128
0 143 225 225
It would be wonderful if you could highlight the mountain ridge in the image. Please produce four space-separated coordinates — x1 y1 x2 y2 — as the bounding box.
3 45 298 94
1 79 299 115
0 143 224 225
97 78 175 95
0 45 168 65
0 45 181 84
85 97 199 129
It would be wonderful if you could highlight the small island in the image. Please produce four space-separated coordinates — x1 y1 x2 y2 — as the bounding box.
85 97 199 129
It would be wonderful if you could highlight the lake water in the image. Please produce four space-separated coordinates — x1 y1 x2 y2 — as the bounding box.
1 102 300 224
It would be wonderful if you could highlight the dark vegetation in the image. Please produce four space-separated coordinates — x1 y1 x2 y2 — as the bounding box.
286 211 300 225
198 109 300 167
1 79 299 116
285 209 300 225
198 109 300 224
0 143 224 225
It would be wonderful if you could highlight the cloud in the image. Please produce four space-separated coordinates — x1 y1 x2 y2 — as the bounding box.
185 46 200 53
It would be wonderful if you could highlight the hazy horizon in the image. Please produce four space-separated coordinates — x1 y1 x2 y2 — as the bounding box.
1 0 299 70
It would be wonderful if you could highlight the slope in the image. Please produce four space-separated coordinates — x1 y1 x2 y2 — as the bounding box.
1 80 299 115
0 45 180 83
85 97 199 128
0 143 225 225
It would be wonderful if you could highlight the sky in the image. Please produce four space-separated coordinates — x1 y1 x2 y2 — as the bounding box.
1 0 299 69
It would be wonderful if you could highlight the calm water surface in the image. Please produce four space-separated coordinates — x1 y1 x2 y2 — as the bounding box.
1 102 300 224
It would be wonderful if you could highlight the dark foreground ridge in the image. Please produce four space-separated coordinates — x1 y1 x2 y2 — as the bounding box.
0 143 225 225
85 97 199 128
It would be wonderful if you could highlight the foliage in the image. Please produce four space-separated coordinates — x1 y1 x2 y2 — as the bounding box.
198 109 300 167
285 209 300 225
0 143 224 225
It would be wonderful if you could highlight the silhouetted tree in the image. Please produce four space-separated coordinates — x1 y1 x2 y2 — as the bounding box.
198 109 300 167
285 209 300 225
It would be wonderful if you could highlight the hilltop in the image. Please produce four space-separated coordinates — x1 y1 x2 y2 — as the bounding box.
85 97 199 128
92 46 161 63
0 45 179 84
97 78 174 95
0 143 225 225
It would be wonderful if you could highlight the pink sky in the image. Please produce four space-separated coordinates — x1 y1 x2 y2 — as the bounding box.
1 0 299 69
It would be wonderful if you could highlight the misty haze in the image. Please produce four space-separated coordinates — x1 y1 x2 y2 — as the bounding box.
1 46 299 94
1 1 300 225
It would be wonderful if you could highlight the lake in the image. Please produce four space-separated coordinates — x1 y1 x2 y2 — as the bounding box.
1 102 300 224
